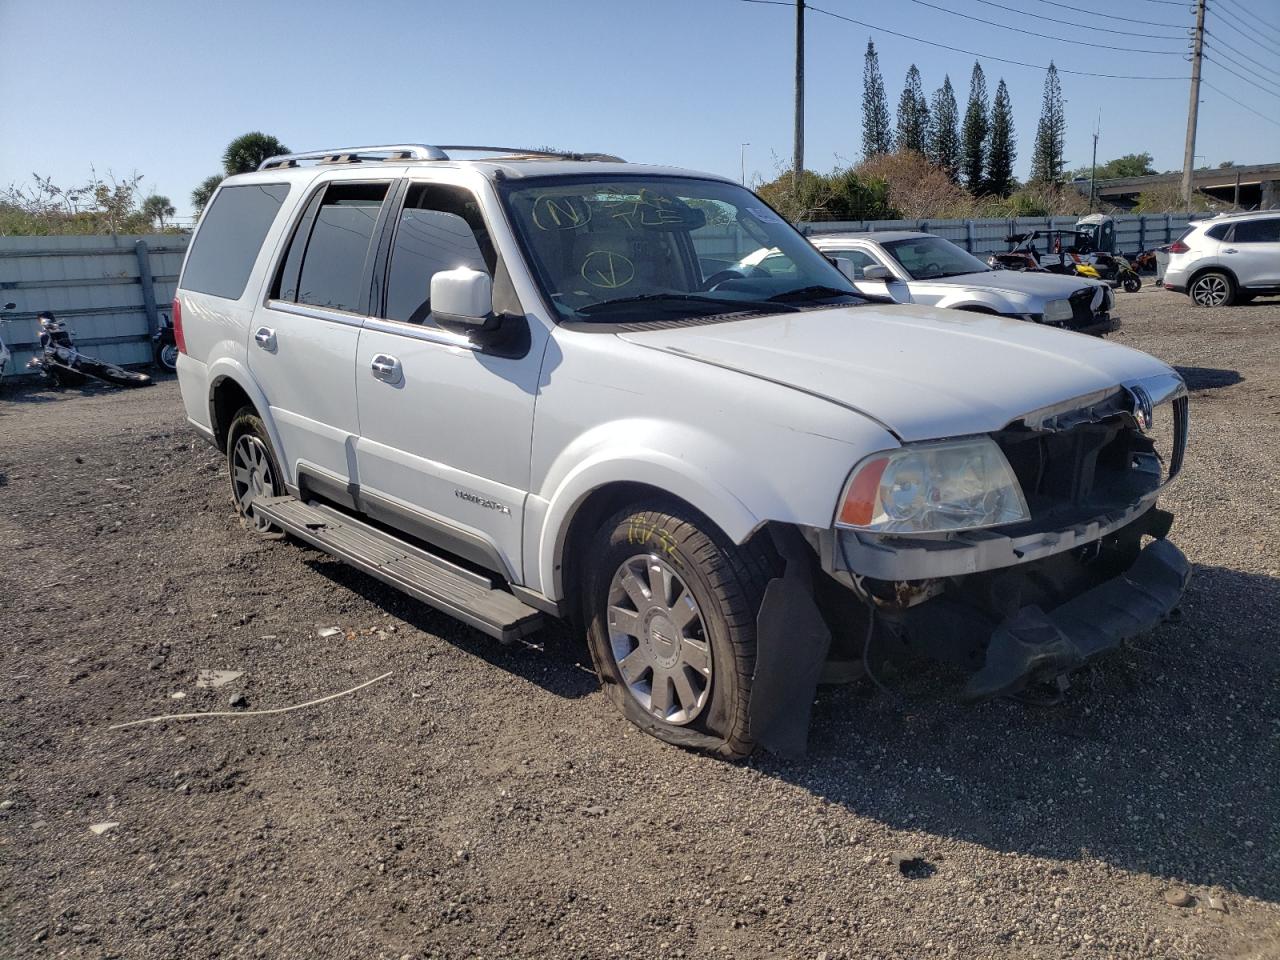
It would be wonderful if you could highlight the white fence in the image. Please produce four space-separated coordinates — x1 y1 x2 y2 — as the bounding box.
0 234 187 377
797 213 1193 256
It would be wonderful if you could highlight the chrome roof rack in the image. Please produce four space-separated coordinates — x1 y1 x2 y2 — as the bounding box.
258 143 624 171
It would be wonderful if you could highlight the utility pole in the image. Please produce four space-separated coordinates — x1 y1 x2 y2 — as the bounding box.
1090 112 1100 212
1181 0 1206 208
740 142 750 185
793 0 804 192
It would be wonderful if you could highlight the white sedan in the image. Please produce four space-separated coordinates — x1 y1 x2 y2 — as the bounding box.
743 231 1117 335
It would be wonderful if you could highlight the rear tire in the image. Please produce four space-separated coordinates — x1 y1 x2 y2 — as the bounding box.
1189 270 1235 307
1122 275 1142 293
155 342 178 372
226 408 285 537
583 502 778 759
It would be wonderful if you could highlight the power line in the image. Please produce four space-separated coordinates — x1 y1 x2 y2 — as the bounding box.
1204 39 1280 91
1205 30 1280 78
1205 54 1280 100
1014 0 1183 29
954 0 1186 39
1214 0 1280 41
902 0 1187 54
1208 4 1280 57
736 1 1191 79
1202 79 1280 128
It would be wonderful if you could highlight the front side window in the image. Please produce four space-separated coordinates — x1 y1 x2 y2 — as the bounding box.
882 236 991 280
1231 218 1280 243
382 183 495 325
275 182 388 313
181 183 290 299
825 248 882 279
500 176 858 321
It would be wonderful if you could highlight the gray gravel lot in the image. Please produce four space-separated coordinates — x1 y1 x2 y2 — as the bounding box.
2 287 1278 959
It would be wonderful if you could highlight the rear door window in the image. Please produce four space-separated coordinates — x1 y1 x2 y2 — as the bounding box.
181 183 290 299
382 183 495 326
274 182 390 314
1205 223 1232 241
1231 218 1280 243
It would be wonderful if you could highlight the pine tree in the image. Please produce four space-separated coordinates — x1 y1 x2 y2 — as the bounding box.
961 62 989 194
986 79 1016 196
861 41 893 160
895 65 930 155
1031 62 1066 183
927 75 960 181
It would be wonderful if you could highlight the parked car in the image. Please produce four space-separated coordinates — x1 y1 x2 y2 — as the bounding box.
1163 211 1280 307
173 143 1190 757
789 231 1117 335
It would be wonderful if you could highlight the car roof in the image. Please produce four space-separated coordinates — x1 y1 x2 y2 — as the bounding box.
808 230 930 244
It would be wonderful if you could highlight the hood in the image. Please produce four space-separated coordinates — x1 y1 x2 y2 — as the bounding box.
927 270 1102 300
618 304 1172 442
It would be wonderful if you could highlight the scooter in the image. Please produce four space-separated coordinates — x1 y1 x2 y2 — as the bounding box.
27 311 152 389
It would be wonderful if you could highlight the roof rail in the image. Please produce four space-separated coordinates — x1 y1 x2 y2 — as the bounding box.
257 143 624 171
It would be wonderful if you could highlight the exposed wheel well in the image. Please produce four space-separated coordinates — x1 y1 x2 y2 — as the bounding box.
954 304 999 314
209 377 254 452
558 482 736 625
1187 265 1237 290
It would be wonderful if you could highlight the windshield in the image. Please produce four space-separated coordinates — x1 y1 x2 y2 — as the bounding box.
881 236 991 280
500 176 859 320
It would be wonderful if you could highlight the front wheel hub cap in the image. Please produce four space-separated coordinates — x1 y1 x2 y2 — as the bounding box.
606 554 712 726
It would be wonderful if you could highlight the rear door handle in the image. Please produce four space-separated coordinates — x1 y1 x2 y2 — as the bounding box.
253 327 276 349
370 354 401 383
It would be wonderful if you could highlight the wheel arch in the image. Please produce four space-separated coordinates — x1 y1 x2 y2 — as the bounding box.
1187 263 1238 293
206 360 285 470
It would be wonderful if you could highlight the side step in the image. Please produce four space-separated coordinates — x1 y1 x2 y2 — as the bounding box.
253 496 544 643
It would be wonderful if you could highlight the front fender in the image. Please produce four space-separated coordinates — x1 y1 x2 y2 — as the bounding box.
531 415 889 600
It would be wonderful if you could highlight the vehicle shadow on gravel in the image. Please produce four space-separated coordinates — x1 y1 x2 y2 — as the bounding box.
1174 365 1243 390
303 554 600 701
756 561 1280 904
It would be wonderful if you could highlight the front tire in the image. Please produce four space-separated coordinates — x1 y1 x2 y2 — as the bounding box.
583 503 778 759
1189 270 1235 307
226 408 285 536
1122 275 1142 293
155 342 178 372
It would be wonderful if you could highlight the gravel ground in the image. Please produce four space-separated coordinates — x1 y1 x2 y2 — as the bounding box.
2 287 1278 960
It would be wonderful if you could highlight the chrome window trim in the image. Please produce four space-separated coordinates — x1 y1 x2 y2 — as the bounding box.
360 315 480 351
263 299 366 328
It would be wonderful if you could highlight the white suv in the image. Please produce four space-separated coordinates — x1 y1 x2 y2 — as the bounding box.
174 144 1191 757
1164 211 1280 307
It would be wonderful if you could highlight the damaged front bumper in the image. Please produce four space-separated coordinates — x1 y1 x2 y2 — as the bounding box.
962 535 1189 700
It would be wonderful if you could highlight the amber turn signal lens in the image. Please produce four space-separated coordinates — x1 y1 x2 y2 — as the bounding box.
837 456 889 527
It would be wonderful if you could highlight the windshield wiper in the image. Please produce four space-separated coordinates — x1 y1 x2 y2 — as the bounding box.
766 285 859 303
577 293 797 316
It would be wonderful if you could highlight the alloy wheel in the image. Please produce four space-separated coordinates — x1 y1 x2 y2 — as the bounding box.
1191 274 1228 307
606 553 713 725
231 434 276 532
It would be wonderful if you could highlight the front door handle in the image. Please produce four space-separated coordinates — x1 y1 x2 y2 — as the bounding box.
253 327 276 349
370 354 401 383
1224 248 1238 254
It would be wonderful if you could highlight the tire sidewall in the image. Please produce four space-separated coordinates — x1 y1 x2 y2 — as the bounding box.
226 409 285 535
585 509 748 753
1191 271 1234 307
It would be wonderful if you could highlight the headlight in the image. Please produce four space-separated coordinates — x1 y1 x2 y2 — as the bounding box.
1044 299 1074 323
835 437 1030 534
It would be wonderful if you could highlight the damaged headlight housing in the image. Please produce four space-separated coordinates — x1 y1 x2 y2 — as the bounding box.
836 437 1030 534
1044 298 1074 323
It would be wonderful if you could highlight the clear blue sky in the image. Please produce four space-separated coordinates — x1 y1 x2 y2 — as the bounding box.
3 0 1278 218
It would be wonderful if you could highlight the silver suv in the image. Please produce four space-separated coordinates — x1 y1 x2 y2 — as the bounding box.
1164 211 1280 307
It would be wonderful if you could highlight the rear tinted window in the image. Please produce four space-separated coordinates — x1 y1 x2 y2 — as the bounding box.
181 183 290 299
1205 223 1231 241
1232 218 1280 243
277 182 388 314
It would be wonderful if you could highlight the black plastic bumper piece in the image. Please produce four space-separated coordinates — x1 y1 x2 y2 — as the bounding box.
963 537 1191 701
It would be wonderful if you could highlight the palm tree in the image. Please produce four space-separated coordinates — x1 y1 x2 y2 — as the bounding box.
141 194 175 230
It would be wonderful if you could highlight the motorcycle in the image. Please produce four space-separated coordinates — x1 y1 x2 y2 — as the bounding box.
27 311 152 389
153 312 178 372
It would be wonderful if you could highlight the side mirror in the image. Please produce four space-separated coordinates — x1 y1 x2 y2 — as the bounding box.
430 267 497 332
862 264 894 282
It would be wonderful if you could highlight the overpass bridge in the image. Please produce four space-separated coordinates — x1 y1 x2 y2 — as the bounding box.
1092 162 1280 209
